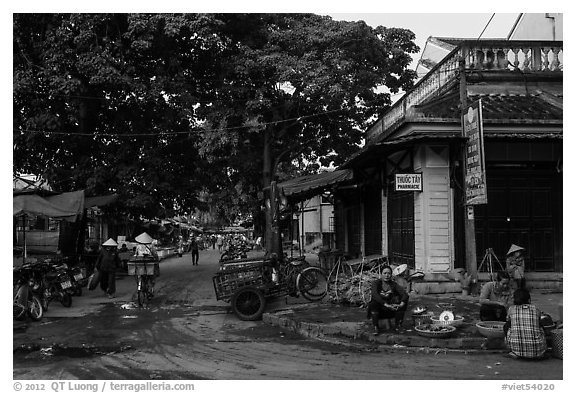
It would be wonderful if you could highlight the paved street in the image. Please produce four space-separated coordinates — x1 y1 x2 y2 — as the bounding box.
13 248 563 381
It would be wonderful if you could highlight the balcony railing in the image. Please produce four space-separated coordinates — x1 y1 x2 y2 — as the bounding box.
366 40 563 144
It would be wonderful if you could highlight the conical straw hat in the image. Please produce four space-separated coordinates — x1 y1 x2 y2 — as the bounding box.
135 232 154 244
507 244 525 255
102 238 118 247
393 264 408 277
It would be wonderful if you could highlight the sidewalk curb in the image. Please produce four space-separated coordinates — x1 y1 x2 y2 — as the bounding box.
262 310 504 352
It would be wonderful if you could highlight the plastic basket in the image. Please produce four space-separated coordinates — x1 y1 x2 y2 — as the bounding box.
127 262 159 276
551 328 563 359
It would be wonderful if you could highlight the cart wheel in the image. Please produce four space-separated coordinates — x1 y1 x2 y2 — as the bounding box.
231 287 266 321
297 267 328 301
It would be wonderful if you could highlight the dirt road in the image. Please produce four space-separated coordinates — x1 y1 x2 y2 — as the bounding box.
13 249 563 380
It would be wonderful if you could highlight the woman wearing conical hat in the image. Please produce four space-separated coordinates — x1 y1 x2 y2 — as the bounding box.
506 244 526 290
95 238 121 299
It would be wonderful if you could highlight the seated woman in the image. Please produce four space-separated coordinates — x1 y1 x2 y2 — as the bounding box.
504 288 547 360
479 271 513 321
366 265 409 335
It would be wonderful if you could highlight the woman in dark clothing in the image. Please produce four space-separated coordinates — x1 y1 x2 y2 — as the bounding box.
95 238 121 299
366 265 409 335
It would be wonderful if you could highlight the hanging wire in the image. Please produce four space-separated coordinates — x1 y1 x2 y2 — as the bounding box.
477 14 496 42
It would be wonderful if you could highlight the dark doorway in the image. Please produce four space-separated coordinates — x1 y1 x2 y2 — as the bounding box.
364 185 382 256
474 168 561 272
387 186 415 268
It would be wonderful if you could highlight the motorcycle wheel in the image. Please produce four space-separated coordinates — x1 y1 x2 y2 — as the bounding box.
28 295 44 321
13 302 27 321
60 293 73 308
231 287 266 321
297 267 328 301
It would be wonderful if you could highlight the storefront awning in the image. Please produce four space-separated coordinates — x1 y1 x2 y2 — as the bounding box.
340 133 465 170
13 190 85 221
277 169 354 201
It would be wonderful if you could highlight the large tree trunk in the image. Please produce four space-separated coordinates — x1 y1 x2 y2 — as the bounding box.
262 126 281 257
263 127 273 253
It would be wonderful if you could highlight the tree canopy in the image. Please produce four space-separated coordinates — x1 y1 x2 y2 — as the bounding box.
13 13 418 222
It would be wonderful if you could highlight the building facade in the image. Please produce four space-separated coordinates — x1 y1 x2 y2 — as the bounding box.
334 35 562 293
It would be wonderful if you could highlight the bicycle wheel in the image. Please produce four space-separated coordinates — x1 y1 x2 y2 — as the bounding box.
28 295 44 321
297 267 328 301
137 277 149 308
231 287 266 321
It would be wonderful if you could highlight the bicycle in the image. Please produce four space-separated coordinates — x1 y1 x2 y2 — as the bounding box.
127 257 159 308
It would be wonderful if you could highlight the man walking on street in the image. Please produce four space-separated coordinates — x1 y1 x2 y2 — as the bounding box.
190 236 199 265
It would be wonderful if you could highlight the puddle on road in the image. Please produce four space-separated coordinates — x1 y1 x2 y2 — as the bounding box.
14 301 229 362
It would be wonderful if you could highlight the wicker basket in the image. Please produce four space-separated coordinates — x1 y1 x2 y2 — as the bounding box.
550 328 563 359
415 324 456 338
127 261 159 276
412 312 434 327
431 315 465 327
476 321 506 338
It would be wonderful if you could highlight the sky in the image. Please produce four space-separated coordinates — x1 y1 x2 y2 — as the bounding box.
326 13 521 71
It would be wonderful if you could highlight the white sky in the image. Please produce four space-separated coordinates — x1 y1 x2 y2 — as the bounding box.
327 13 521 70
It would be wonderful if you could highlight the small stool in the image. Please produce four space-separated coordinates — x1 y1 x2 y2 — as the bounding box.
378 318 394 331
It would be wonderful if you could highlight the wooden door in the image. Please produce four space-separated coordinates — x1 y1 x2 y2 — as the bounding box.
387 188 415 268
364 185 382 256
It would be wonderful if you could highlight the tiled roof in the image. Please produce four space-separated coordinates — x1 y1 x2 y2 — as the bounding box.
413 93 562 122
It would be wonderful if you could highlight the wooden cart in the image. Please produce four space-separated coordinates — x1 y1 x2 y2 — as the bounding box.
213 257 328 321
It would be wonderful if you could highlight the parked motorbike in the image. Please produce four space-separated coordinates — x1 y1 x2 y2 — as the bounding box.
33 261 73 310
67 264 88 296
220 244 250 263
13 266 43 321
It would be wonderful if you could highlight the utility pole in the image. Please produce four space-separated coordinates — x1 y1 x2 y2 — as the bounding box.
459 57 478 276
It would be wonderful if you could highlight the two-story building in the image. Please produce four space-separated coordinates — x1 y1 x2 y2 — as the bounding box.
278 14 563 293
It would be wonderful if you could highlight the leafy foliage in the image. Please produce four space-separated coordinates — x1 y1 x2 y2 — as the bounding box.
13 13 418 222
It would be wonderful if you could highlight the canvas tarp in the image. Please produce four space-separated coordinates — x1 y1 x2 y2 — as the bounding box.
13 190 85 222
277 169 354 201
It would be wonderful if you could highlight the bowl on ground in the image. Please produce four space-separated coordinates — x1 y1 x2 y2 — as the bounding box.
414 324 456 338
476 321 506 338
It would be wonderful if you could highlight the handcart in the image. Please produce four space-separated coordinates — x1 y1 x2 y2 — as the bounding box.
213 256 328 321
127 256 160 307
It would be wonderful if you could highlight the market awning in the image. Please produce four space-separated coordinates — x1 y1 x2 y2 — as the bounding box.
13 190 85 222
277 169 354 201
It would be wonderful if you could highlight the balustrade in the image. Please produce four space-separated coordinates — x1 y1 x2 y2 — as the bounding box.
366 41 562 143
